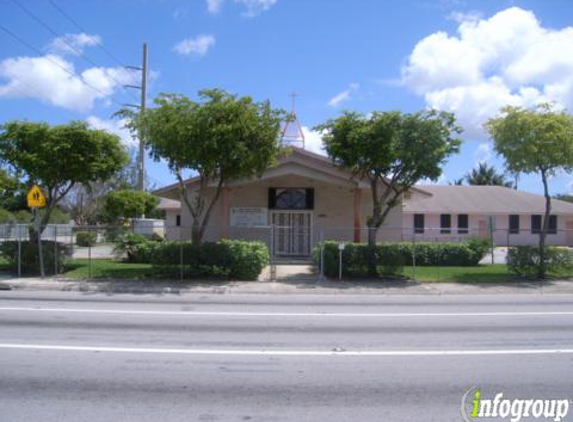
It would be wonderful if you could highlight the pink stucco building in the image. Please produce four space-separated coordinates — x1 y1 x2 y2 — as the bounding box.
156 148 573 257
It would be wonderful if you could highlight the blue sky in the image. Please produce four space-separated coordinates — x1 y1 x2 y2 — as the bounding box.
1 0 573 194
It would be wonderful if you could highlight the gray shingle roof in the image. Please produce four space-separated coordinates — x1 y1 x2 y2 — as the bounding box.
157 197 181 210
404 185 573 215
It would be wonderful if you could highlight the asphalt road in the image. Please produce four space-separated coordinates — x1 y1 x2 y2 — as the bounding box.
1 291 573 422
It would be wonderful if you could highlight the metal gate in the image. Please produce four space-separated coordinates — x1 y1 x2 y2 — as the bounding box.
271 211 312 257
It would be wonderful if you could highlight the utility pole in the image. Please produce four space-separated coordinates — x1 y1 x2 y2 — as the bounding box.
138 43 148 191
125 43 148 191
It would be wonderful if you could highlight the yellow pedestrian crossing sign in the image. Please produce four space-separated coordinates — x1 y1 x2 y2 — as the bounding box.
27 185 46 208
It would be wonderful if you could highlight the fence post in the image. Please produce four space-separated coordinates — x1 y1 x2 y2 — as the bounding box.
490 224 495 265
412 234 416 281
179 237 183 281
54 226 58 275
338 242 344 281
88 233 92 279
270 224 276 282
17 224 21 278
320 229 324 280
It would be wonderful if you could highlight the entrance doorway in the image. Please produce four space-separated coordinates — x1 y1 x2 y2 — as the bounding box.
271 211 312 257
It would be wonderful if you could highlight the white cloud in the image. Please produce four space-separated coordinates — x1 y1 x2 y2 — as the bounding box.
473 141 492 164
86 116 137 148
0 54 133 112
207 0 278 16
207 0 225 14
401 7 573 138
47 33 101 56
447 10 482 24
327 83 359 108
301 126 326 156
174 35 216 56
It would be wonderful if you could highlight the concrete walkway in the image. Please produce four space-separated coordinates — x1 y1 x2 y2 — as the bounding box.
2 275 573 296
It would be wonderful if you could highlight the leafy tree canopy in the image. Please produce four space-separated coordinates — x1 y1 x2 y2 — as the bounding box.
316 109 462 247
102 189 159 222
120 89 285 243
465 162 513 187
485 103 573 278
485 104 573 176
0 120 129 234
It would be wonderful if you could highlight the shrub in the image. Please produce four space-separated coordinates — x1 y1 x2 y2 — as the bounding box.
113 232 149 262
314 242 405 278
313 238 490 278
125 239 269 280
507 246 573 278
0 240 72 275
223 239 269 280
75 231 97 247
0 208 15 224
151 232 165 242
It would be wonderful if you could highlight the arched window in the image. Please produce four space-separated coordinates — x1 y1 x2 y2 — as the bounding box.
275 188 307 209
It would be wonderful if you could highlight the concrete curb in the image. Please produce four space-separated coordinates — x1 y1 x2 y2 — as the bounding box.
3 277 573 296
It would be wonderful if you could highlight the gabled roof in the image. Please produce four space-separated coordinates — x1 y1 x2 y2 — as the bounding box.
404 185 573 215
153 147 372 199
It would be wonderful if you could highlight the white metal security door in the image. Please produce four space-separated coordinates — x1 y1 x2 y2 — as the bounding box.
271 211 312 256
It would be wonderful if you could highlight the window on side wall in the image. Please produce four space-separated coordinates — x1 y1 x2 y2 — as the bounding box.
509 215 520 234
440 214 451 234
414 214 424 234
549 215 557 234
457 214 468 234
531 215 541 234
176 215 181 227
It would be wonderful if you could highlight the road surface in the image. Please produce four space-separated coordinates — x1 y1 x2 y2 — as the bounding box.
1 291 572 421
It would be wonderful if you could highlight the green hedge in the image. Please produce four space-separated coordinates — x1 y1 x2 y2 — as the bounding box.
313 238 490 278
507 246 573 278
0 240 72 275
75 231 97 247
119 238 269 280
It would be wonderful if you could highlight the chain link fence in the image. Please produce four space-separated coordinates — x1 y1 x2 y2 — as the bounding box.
0 221 571 281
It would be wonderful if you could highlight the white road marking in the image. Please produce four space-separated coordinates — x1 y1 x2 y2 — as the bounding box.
0 307 573 318
0 343 573 356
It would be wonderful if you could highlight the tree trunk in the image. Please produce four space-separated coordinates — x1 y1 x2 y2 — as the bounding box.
367 225 378 247
538 169 551 279
191 221 202 245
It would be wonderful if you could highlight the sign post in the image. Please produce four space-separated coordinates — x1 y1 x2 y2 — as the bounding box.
27 185 47 278
338 242 345 280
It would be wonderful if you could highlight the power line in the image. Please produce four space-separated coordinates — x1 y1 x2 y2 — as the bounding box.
47 0 141 87
0 25 124 108
9 0 138 102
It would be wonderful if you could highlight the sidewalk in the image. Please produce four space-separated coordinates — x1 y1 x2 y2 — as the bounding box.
2 276 573 296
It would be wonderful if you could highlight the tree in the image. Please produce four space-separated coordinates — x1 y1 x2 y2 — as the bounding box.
485 104 573 278
0 121 128 240
102 189 159 223
449 178 464 186
0 167 27 211
121 89 284 244
316 110 462 248
465 162 513 187
62 147 140 225
555 193 573 203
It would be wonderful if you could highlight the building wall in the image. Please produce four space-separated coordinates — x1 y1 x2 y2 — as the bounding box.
177 175 404 248
164 209 181 240
402 212 573 246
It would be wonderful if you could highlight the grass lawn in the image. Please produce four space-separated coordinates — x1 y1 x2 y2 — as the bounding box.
63 259 156 279
0 256 10 272
3 258 570 283
402 264 515 283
